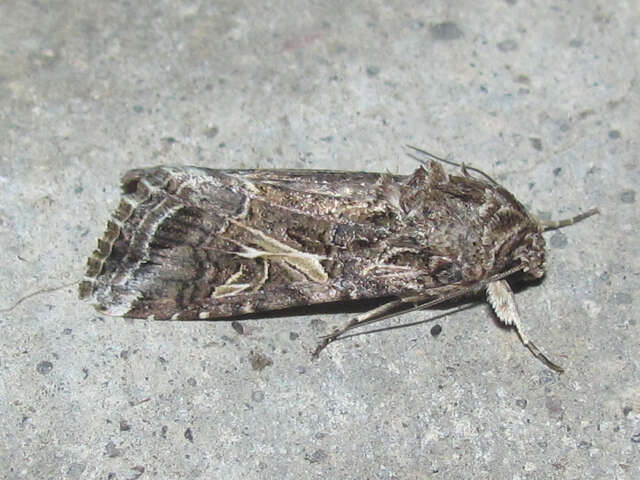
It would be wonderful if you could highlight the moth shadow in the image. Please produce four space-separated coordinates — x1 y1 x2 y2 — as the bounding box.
210 275 543 340
214 295 480 345
211 297 395 323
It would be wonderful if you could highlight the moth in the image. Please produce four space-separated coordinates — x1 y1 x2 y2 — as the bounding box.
79 146 597 371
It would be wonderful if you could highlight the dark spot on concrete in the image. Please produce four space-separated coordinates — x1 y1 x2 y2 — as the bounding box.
105 441 123 458
516 399 528 409
608 99 622 110
187 377 197 387
549 231 568 248
120 349 129 360
578 109 595 119
515 74 530 84
612 292 632 305
320 135 333 143
305 449 328 463
184 428 194 442
623 406 633 416
479 85 488 93
430 324 442 337
559 122 570 132
62 328 72 335
231 321 244 334
545 396 563 417
497 39 518 52
163 137 177 144
631 432 640 443
133 105 144 113
36 360 53 374
160 425 168 438
569 39 582 48
119 420 131 431
599 271 611 283
529 137 543 151
366 66 380 77
67 462 86 478
608 129 621 140
430 21 463 41
249 351 273 371
620 190 636 203
553 167 562 176
578 440 592 449
310 318 327 331
289 331 299 340
251 390 265 402
130 466 145 479
205 126 219 138
74 185 83 194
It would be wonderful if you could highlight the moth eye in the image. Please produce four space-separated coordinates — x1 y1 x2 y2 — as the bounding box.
435 266 462 284
428 256 462 284
515 233 546 279
461 262 483 281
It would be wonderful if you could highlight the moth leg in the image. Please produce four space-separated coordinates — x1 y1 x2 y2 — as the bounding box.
540 207 599 231
486 280 564 372
311 298 408 358
311 317 358 358
312 286 472 358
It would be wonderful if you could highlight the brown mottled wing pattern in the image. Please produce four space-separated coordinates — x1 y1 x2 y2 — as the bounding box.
80 162 542 320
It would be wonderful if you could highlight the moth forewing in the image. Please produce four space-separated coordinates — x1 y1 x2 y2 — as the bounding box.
80 154 598 371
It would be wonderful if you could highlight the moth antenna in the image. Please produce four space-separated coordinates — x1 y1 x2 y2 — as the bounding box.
0 281 79 314
540 207 600 232
486 280 564 372
404 145 499 185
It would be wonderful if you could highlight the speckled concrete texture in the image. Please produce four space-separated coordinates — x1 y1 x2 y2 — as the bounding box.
1 1 638 478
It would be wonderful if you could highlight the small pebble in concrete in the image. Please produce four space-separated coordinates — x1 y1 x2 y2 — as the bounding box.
36 360 53 374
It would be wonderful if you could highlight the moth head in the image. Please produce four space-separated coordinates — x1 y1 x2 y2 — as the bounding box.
514 231 546 279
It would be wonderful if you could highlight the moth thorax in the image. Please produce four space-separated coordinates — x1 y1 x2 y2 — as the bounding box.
514 231 546 278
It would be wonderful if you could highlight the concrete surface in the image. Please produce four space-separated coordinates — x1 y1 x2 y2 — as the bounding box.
1 1 638 478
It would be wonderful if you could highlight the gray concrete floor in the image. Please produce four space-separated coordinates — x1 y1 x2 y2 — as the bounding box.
1 1 638 478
